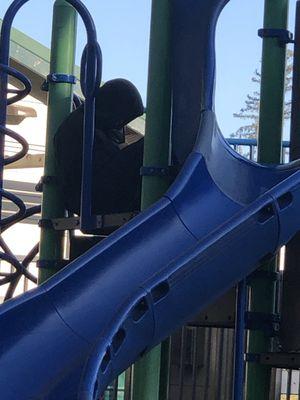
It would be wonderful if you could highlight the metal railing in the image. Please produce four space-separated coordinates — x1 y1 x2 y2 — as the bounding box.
227 138 290 163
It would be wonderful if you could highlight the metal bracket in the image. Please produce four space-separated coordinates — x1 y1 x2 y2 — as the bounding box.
245 311 280 336
38 219 55 229
37 259 69 270
259 352 300 369
39 217 87 230
51 217 81 230
35 175 57 192
246 352 300 369
41 73 77 92
188 288 236 329
258 28 294 47
246 353 261 364
40 212 139 232
140 166 177 178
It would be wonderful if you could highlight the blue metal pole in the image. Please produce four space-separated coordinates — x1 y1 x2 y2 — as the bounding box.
233 280 247 400
0 0 29 217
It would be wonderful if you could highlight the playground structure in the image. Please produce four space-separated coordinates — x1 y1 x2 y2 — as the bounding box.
0 0 300 399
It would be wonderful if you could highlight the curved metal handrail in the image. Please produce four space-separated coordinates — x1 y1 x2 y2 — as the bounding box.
0 0 102 300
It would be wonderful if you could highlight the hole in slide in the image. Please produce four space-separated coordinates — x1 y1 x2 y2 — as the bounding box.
277 192 293 210
151 281 170 303
112 328 126 354
132 297 149 322
258 204 275 223
100 347 111 373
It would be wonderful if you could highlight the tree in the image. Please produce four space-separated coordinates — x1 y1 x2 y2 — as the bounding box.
232 49 293 139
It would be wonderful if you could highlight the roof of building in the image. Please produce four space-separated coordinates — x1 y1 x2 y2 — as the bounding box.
0 18 81 104
0 19 145 133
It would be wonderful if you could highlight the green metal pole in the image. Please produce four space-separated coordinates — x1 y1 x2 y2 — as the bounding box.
257 0 289 164
246 1 289 399
279 0 300 354
39 0 77 284
140 2 172 206
131 1 171 399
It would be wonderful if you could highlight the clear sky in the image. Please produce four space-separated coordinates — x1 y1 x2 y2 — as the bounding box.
0 0 296 138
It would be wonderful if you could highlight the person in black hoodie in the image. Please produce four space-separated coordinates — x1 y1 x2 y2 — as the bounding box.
54 78 144 216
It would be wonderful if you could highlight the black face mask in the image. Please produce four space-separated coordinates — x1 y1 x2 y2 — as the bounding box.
104 127 125 144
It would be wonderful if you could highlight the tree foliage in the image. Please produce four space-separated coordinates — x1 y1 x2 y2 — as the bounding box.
232 49 293 139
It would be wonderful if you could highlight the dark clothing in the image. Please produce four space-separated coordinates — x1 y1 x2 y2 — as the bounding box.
54 79 144 215
91 137 144 214
94 79 144 131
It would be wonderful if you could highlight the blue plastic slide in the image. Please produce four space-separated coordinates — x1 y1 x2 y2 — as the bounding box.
1 1 300 399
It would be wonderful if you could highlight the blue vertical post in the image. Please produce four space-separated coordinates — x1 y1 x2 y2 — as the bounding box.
233 280 247 400
0 8 13 217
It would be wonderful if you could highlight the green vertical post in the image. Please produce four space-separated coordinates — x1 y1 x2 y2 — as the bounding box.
246 1 289 399
140 2 172 206
39 0 77 284
131 1 171 399
257 0 289 164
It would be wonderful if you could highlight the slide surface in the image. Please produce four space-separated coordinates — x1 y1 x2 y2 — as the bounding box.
1 1 300 399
